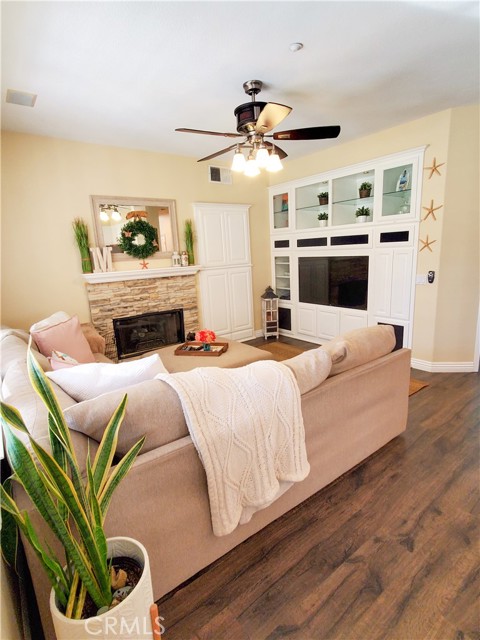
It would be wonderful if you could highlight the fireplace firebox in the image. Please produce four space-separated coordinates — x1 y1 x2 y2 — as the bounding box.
113 309 185 359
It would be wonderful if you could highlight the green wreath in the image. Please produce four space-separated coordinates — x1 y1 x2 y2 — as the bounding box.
118 219 158 259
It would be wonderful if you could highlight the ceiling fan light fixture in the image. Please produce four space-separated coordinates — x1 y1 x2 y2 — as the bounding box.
266 149 283 173
244 153 260 177
255 145 269 168
231 147 246 172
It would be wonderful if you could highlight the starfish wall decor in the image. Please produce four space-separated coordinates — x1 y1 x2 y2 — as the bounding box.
424 157 445 179
419 235 437 252
422 199 443 221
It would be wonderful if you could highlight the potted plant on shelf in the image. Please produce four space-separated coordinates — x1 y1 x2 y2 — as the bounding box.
0 348 154 640
317 192 329 206
356 206 371 223
317 212 329 227
359 182 372 198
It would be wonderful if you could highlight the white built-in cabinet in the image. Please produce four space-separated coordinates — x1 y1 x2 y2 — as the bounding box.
268 147 425 348
194 203 254 341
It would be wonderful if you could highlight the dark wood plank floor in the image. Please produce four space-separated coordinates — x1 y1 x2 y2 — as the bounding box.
157 357 479 640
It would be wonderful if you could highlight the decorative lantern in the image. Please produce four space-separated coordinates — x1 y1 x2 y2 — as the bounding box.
171 251 181 267
261 286 279 340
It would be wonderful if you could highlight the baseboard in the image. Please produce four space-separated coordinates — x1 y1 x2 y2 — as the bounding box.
411 358 478 373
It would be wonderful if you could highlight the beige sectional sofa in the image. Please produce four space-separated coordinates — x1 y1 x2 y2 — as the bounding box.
0 323 411 640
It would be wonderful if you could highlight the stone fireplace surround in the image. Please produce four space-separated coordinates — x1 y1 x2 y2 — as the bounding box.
83 267 200 360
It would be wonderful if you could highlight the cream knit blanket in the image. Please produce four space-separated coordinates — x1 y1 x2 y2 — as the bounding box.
156 360 310 536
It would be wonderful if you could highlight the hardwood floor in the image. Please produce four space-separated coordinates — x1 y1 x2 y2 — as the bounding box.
157 357 479 640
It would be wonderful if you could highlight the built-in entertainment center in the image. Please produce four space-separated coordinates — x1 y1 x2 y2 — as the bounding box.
268 147 425 348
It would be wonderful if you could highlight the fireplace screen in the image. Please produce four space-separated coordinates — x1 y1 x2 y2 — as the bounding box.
113 309 185 359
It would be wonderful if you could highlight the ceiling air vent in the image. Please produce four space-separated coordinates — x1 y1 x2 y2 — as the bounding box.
209 166 232 185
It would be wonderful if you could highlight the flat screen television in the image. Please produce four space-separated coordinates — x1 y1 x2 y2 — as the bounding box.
298 256 369 310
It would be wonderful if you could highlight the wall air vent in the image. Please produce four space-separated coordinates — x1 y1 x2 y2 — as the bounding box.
208 166 232 185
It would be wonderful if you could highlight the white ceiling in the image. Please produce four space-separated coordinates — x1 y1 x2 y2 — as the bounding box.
2 1 479 164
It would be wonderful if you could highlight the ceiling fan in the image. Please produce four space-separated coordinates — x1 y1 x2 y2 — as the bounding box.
175 80 341 174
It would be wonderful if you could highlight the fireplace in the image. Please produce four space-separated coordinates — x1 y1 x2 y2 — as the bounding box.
113 309 185 359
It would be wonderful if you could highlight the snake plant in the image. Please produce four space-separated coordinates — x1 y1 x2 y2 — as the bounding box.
0 346 145 619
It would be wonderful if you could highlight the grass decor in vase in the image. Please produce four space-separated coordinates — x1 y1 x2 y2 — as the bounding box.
0 346 146 622
184 218 195 266
72 218 93 274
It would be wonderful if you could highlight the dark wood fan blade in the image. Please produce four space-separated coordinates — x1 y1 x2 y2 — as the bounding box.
176 128 243 138
197 143 240 162
255 103 292 134
273 125 341 141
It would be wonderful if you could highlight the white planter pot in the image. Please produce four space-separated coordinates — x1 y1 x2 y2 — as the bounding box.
50 537 154 640
318 219 328 227
356 216 369 223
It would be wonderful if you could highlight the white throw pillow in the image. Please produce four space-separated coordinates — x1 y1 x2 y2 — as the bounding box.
46 354 168 402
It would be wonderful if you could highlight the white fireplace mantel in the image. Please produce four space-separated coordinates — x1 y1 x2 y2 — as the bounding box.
82 266 201 284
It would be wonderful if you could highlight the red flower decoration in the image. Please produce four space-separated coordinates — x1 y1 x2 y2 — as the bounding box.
195 329 216 343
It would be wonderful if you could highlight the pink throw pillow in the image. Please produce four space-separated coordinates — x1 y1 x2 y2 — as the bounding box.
31 316 95 364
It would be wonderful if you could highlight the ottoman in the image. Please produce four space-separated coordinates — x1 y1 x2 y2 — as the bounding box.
155 339 272 373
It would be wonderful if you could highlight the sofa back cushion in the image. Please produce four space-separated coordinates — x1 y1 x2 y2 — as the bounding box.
282 347 331 394
1 354 75 437
64 379 188 456
1 355 99 472
0 331 51 381
321 325 396 376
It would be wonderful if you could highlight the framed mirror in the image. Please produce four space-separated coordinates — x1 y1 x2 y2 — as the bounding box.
91 195 179 261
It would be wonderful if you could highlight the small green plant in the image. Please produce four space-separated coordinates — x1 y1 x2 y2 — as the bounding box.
359 182 372 191
356 206 371 217
318 192 328 198
317 212 329 221
184 219 195 265
1 347 145 619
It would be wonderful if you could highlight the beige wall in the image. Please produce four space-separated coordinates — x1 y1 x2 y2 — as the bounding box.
0 133 270 331
434 105 479 363
268 106 480 366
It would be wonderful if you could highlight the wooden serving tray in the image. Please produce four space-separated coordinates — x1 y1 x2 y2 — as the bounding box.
174 341 229 357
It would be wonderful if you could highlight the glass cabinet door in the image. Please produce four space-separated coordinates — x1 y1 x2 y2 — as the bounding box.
381 163 413 217
295 181 329 230
272 192 289 230
274 256 290 301
331 169 375 225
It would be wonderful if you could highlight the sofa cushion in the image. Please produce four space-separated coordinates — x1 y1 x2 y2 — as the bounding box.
64 379 188 455
1 358 76 443
283 348 332 394
46 353 168 402
31 315 96 364
0 332 51 380
321 325 396 376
